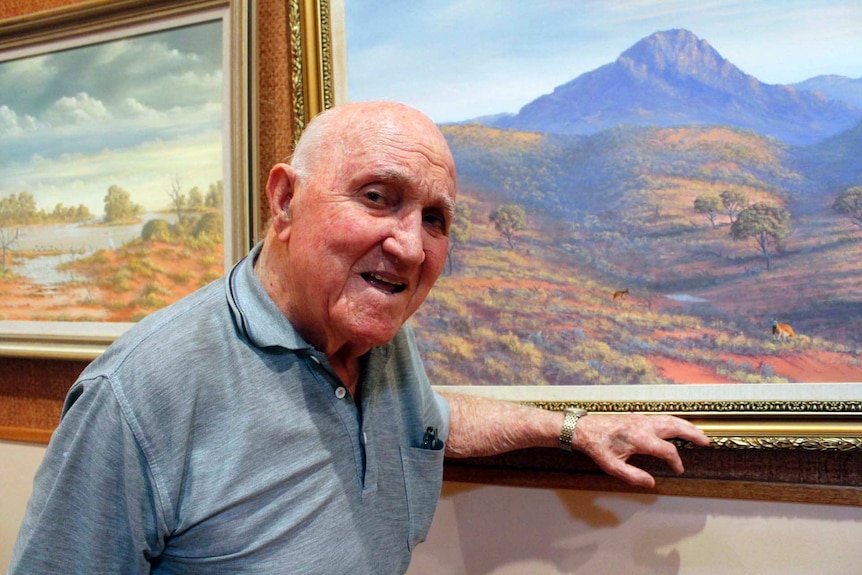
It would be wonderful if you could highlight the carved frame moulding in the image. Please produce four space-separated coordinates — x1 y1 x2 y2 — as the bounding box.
293 0 862 506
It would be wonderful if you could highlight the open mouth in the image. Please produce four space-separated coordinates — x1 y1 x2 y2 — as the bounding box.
362 272 407 294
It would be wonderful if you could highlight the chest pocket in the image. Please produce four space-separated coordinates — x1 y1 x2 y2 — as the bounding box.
400 445 445 550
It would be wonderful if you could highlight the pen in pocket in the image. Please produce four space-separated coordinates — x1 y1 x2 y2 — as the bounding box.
421 426 442 450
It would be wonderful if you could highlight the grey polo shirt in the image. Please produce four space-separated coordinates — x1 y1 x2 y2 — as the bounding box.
10 243 450 574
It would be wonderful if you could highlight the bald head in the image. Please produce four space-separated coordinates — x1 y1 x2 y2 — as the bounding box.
290 101 456 188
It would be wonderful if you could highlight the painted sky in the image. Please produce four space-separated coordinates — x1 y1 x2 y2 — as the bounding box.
344 0 862 123
0 18 223 215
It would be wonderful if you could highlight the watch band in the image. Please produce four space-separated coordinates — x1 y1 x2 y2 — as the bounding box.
559 408 587 452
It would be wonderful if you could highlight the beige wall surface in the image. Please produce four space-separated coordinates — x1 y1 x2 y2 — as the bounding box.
3 442 860 574
1 441 46 566
408 482 862 575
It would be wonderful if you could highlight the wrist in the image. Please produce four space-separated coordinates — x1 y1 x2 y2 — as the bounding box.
559 408 588 452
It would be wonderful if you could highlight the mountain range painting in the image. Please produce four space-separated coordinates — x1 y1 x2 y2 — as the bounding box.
344 2 862 386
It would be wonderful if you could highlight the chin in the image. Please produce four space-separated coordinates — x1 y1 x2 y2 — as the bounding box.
350 323 402 348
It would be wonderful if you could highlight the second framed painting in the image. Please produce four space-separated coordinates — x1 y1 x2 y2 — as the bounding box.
0 0 252 359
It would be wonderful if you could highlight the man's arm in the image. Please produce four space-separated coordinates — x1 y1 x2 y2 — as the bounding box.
9 378 161 573
440 392 711 489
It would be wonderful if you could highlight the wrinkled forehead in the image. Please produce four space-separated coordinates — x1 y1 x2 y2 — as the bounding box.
346 119 456 185
298 103 457 191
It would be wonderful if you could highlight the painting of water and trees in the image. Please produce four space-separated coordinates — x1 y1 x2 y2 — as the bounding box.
0 18 226 325
345 2 862 385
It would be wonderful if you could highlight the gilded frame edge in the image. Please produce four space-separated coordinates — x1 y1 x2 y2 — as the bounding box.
0 0 253 360
292 0 862 504
289 0 334 141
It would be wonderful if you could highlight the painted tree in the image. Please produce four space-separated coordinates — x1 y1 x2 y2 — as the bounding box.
193 211 224 243
730 203 791 270
51 203 92 222
693 194 722 227
188 186 204 211
447 202 472 274
720 189 748 224
104 185 143 223
167 176 187 223
0 226 19 272
489 204 526 249
832 186 862 229
0 193 30 271
0 192 38 225
205 180 224 208
141 219 173 241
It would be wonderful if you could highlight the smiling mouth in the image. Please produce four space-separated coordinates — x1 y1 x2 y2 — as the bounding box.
362 272 408 294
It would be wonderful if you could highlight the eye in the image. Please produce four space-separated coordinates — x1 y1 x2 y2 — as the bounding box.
365 190 385 204
423 209 448 235
361 186 393 208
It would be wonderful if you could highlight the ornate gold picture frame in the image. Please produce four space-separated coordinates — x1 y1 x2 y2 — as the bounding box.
289 0 861 505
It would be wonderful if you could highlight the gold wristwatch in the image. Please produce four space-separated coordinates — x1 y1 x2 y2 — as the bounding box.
559 408 587 452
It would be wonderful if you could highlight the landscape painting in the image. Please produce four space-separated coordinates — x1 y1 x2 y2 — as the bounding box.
0 14 228 337
342 1 862 390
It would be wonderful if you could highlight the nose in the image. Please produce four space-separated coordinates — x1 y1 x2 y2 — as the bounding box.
382 210 426 266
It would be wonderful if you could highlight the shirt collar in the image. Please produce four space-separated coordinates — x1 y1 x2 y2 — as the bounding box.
226 242 313 351
226 243 396 372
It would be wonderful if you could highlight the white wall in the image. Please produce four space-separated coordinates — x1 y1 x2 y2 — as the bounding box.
3 442 860 574
408 482 862 575
1 441 45 568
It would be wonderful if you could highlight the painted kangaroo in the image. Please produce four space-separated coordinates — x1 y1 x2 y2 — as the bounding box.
771 318 795 341
612 288 629 302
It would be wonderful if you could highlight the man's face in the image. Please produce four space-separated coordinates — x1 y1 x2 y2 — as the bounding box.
282 111 456 353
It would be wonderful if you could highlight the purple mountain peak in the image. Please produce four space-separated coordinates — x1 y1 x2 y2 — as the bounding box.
617 29 747 90
489 28 862 145
621 29 719 70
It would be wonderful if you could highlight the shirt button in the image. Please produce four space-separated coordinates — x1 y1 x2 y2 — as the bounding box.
335 386 347 399
309 356 321 365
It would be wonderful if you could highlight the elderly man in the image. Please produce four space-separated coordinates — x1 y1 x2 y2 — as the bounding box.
10 102 709 574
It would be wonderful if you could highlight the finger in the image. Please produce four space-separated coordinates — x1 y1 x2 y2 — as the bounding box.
679 425 712 446
640 435 686 474
588 440 660 488
609 461 656 489
653 416 712 446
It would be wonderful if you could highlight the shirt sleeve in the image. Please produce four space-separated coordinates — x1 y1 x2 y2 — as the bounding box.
432 389 451 443
8 376 166 574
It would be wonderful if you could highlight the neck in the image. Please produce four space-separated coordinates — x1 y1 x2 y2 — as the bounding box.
255 234 367 395
331 355 362 397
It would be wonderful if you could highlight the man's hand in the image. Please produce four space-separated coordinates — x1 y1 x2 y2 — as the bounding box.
572 413 711 488
443 393 711 489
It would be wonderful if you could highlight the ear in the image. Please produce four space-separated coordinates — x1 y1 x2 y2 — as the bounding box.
265 163 297 237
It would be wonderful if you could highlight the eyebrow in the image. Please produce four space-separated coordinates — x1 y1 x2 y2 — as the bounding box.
370 169 411 187
367 168 457 219
442 196 457 220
